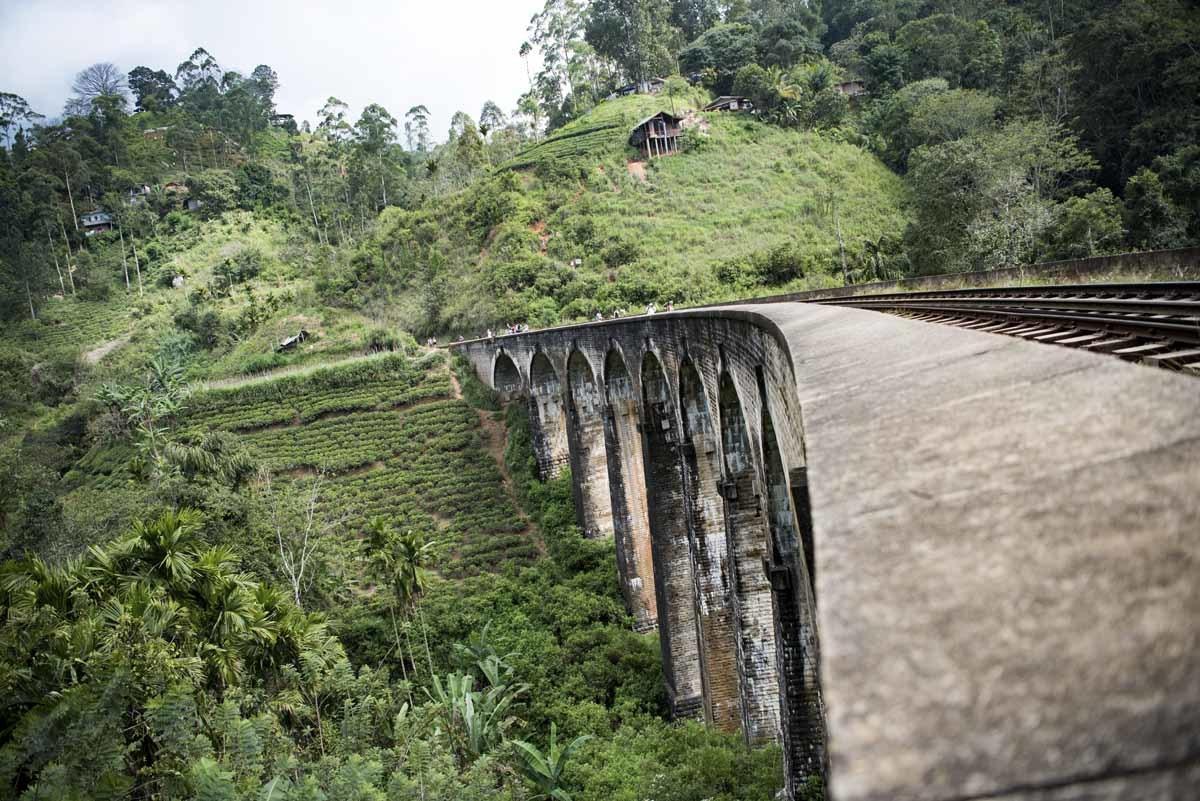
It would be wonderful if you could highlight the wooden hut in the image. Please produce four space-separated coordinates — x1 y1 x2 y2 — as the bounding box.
703 96 753 112
629 111 683 158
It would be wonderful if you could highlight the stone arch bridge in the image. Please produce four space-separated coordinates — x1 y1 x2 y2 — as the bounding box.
452 302 1200 801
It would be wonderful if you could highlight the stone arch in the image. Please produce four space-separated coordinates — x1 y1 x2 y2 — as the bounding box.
641 350 704 718
566 349 614 539
603 347 657 631
678 357 740 732
528 351 569 479
493 351 522 399
718 368 781 742
757 366 824 789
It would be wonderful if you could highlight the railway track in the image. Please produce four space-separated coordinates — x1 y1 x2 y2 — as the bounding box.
818 282 1200 375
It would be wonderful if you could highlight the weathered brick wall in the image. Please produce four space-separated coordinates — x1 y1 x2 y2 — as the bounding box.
453 310 822 797
529 352 570 479
603 348 658 631
493 352 522 399
642 350 706 718
566 350 615 539
679 358 741 731
719 370 783 743
761 381 825 788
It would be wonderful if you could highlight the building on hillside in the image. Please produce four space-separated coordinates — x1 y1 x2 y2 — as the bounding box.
703 96 753 112
276 329 310 352
80 210 114 236
163 181 187 194
270 113 298 134
834 80 867 97
610 77 668 98
127 184 152 205
629 111 684 158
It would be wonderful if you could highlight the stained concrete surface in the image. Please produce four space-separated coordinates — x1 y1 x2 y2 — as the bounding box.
738 302 1200 801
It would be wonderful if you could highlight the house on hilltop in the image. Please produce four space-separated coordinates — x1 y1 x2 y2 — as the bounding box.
80 210 114 236
629 111 683 158
703 96 753 112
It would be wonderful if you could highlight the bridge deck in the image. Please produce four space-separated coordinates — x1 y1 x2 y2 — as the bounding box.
733 302 1200 801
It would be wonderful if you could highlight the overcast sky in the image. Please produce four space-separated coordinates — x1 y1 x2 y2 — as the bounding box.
0 0 544 142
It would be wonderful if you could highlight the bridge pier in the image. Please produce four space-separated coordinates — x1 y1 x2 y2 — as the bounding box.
455 315 828 797
718 367 783 743
566 350 615 539
641 351 706 719
603 348 657 631
529 352 570 479
759 368 825 786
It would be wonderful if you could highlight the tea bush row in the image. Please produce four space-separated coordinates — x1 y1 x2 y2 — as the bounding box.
7 299 132 353
185 351 435 416
241 406 451 472
182 373 449 433
299 400 538 575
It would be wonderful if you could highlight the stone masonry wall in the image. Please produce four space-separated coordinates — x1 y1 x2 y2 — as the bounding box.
604 349 658 631
679 358 741 731
452 311 820 797
566 350 615 539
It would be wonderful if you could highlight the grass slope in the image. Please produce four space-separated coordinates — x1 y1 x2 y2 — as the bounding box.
411 93 911 330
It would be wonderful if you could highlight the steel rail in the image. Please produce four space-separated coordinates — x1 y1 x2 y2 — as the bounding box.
817 282 1200 374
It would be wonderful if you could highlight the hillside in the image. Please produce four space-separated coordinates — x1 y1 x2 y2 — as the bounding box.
1 324 786 797
2 1 1197 796
323 92 911 333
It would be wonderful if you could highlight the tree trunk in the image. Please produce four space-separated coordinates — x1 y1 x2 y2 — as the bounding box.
129 229 144 295
46 225 66 295
417 604 435 677
58 217 77 296
25 278 36 320
379 152 388 208
118 226 130 290
65 171 79 230
304 172 325 246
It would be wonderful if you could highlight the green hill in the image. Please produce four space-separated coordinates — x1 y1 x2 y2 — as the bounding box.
321 92 911 332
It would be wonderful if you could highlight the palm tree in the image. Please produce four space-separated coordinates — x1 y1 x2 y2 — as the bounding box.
368 518 439 677
127 508 203 586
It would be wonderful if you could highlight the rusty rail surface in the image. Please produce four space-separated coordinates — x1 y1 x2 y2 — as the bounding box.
817 282 1200 374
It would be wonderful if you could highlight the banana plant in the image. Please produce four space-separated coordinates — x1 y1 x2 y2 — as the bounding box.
512 722 591 801
425 669 527 765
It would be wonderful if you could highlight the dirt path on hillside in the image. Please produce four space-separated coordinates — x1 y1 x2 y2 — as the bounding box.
449 370 544 554
83 335 130 365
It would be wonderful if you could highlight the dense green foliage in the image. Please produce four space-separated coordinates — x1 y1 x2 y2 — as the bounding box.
0 350 785 799
1 0 1196 796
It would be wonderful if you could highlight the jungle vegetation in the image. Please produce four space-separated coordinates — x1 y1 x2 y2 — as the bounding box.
0 1 1196 798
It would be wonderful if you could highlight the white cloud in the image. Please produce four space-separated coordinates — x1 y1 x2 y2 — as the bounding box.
0 0 543 142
